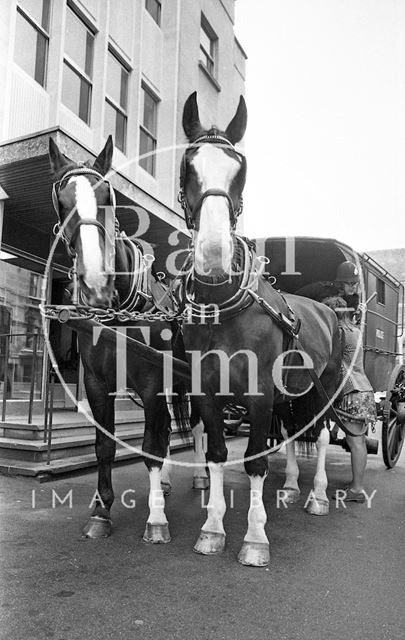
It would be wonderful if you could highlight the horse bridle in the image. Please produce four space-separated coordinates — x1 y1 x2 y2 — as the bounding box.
51 166 117 258
178 134 245 231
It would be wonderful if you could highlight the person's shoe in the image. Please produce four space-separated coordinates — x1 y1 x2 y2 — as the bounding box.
332 488 366 503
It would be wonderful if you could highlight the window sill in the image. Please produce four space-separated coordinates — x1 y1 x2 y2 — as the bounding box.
198 61 221 92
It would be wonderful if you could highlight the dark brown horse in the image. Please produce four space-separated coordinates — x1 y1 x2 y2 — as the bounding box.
180 92 342 567
48 136 190 542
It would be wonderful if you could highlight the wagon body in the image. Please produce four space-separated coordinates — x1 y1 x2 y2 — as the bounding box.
254 236 403 390
360 253 403 392
253 236 405 467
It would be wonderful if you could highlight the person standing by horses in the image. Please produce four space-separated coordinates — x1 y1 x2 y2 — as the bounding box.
320 294 377 502
297 261 376 503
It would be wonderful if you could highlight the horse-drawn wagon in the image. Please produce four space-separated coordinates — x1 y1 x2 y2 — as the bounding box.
255 235 405 468
42 92 405 566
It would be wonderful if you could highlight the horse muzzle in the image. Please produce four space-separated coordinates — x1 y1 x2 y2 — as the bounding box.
194 237 233 276
78 274 115 309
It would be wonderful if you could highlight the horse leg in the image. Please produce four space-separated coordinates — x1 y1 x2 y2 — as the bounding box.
305 423 330 515
192 420 209 490
142 396 171 543
194 405 226 555
82 382 115 538
161 447 172 496
238 410 270 567
281 424 300 503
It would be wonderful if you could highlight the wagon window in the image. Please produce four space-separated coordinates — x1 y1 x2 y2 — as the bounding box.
376 278 385 305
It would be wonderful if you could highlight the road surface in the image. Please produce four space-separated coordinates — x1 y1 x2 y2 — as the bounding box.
0 435 404 640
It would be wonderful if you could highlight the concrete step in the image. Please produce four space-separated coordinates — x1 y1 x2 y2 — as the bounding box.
0 427 145 462
0 433 192 480
0 383 77 417
0 408 146 440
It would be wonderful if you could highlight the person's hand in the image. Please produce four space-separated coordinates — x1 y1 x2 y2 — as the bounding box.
357 302 367 314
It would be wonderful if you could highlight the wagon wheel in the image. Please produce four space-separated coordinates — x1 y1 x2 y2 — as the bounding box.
382 364 405 468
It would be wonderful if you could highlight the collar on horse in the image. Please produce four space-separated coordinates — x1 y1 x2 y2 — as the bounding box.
178 133 244 231
180 235 267 323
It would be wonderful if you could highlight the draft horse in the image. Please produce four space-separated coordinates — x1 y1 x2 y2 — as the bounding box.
48 136 190 542
180 92 342 567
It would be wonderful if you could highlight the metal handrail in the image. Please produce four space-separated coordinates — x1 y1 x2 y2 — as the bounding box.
0 331 44 423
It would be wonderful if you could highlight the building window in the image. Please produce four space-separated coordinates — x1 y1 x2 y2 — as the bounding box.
62 7 94 124
377 278 386 305
14 0 51 87
104 51 129 153
145 0 161 26
29 273 42 299
139 85 158 176
199 15 217 77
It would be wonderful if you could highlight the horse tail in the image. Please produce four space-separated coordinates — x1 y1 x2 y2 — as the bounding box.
170 320 192 442
171 380 191 442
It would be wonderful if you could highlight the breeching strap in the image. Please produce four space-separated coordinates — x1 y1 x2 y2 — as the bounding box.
247 288 367 437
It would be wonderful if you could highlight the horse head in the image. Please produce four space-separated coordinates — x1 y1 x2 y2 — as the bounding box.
49 136 116 308
181 92 247 276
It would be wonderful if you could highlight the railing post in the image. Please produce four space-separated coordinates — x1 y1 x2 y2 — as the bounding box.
46 370 55 465
43 350 51 443
1 335 10 422
28 332 39 425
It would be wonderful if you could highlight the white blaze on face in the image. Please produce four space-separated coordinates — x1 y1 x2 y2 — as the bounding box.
69 176 106 295
191 145 240 274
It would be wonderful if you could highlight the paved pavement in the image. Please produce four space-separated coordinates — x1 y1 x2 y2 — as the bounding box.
0 435 404 640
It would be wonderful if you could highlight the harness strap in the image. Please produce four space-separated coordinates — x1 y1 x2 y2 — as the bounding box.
246 289 301 338
248 288 367 437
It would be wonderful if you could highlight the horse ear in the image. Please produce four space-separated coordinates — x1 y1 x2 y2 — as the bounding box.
182 91 204 141
225 96 247 145
48 137 69 176
93 135 114 175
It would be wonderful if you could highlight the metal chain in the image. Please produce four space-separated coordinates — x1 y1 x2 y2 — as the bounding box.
41 304 185 324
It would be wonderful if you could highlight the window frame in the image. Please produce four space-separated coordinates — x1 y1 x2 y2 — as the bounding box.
145 0 162 26
376 277 386 306
62 6 95 124
199 15 217 77
14 2 51 87
104 49 130 154
139 84 159 177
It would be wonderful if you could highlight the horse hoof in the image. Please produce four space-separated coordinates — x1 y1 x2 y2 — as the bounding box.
193 530 225 555
143 522 171 544
193 476 209 490
283 487 300 504
161 482 172 496
238 541 270 567
82 516 112 538
306 497 329 516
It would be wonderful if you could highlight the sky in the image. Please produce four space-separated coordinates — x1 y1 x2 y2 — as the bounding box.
234 0 405 252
